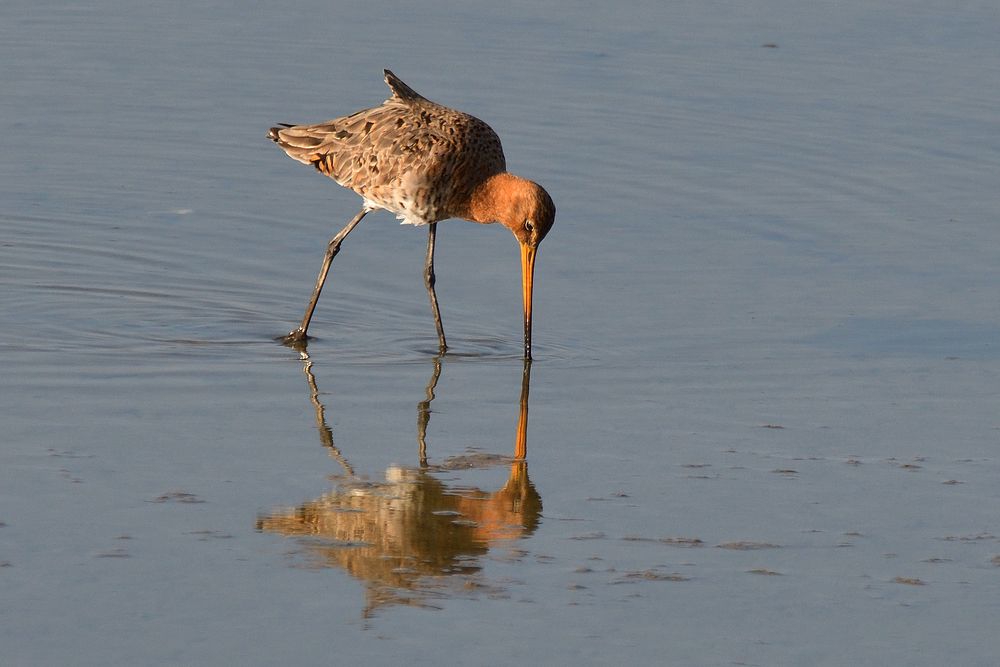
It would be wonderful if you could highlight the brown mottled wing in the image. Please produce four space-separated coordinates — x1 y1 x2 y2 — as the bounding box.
269 96 506 222
269 104 418 189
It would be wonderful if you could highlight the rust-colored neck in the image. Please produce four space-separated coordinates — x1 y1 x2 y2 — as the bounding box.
464 173 526 226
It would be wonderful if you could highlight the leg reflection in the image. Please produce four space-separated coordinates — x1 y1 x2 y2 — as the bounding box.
416 355 443 468
300 352 354 477
260 354 542 616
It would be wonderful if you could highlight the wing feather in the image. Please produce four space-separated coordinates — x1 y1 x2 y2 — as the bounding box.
268 73 506 223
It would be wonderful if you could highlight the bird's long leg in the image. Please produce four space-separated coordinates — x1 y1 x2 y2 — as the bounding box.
284 207 370 345
424 222 448 353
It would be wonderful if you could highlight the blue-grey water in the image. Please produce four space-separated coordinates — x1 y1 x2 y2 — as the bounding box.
3 1 1000 665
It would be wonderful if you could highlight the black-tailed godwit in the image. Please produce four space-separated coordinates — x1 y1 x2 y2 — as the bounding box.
268 69 555 359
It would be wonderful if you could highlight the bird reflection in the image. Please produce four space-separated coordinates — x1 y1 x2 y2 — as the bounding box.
257 355 540 616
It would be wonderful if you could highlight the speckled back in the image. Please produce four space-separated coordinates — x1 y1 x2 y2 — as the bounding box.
270 71 507 226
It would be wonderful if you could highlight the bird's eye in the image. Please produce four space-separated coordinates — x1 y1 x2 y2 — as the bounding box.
524 220 534 232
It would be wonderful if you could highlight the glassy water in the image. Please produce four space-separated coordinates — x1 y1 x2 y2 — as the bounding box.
3 1 1000 665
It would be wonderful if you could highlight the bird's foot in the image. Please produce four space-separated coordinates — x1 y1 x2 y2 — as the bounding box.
280 328 310 347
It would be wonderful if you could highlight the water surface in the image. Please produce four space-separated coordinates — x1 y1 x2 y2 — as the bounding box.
3 1 1000 665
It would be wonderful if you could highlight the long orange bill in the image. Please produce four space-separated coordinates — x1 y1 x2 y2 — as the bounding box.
520 243 537 360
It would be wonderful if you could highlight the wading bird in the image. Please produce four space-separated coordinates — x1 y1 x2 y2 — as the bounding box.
268 70 555 359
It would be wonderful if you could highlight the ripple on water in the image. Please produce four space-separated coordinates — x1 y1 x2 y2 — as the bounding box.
2 210 603 366
268 328 602 367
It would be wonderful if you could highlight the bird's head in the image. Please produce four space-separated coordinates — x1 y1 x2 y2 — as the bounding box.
492 176 554 360
503 179 555 249
466 173 555 359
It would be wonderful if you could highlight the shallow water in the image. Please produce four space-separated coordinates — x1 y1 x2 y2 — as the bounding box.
3 1 1000 665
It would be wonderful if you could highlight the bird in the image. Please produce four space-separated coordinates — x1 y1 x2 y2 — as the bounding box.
268 69 555 359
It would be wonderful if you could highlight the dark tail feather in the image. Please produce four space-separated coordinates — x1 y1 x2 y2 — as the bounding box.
267 123 295 141
383 69 425 103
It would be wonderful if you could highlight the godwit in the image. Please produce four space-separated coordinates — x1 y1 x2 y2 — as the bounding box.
268 70 555 359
